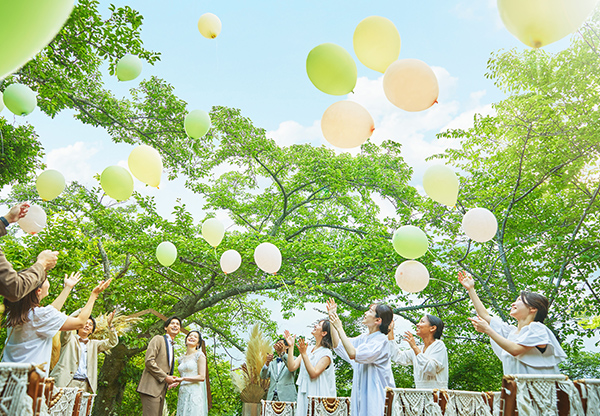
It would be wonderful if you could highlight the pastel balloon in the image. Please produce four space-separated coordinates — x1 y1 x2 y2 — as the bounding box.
423 165 459 207
392 225 429 260
128 145 162 188
116 54 142 81
100 166 134 201
36 169 66 201
156 241 177 267
353 16 401 73
202 218 225 248
383 59 439 112
306 43 357 96
220 249 242 274
498 0 598 48
197 13 222 39
0 92 4 112
321 101 374 149
2 83 37 116
462 208 498 243
0 0 74 79
184 110 211 139
254 242 282 274
18 205 47 235
395 260 430 293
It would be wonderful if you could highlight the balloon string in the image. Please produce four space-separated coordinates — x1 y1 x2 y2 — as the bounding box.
213 247 218 262
278 274 292 296
428 278 454 287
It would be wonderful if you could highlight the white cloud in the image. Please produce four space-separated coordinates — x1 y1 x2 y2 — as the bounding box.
267 119 323 147
45 142 99 186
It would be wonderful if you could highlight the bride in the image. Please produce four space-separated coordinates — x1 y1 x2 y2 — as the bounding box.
171 330 208 416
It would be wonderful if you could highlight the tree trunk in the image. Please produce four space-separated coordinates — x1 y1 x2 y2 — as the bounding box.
93 344 137 416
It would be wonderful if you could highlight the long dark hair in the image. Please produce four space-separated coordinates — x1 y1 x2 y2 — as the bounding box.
425 314 444 339
374 304 393 335
3 280 44 327
520 291 549 323
320 319 333 349
186 330 203 350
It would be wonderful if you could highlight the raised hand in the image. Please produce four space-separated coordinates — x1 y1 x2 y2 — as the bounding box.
297 337 308 354
457 270 475 290
37 250 59 271
467 316 490 334
64 272 82 289
265 353 274 365
329 311 342 330
107 310 116 327
326 298 338 315
4 202 30 223
283 330 295 349
92 278 113 296
403 331 417 348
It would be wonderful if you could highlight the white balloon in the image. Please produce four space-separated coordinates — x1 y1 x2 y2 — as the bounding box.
254 242 282 274
462 208 498 243
220 249 242 274
18 205 47 234
202 218 225 247
395 260 430 293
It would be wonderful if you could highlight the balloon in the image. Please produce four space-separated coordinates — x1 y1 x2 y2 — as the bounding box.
128 145 162 188
353 16 401 73
422 165 459 207
0 0 74 80
462 208 498 243
197 13 222 39
116 54 142 81
306 43 357 96
497 0 598 48
100 166 134 201
383 59 439 112
0 92 4 113
254 242 282 274
184 110 211 139
202 218 225 248
2 83 37 116
36 169 65 201
18 205 47 235
395 260 430 293
392 225 429 259
321 101 374 149
156 241 177 267
220 249 242 274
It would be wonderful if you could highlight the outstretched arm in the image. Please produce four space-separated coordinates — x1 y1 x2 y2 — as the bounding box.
326 298 341 348
51 272 82 310
283 330 302 372
458 271 491 323
60 278 112 331
468 316 535 356
329 311 356 359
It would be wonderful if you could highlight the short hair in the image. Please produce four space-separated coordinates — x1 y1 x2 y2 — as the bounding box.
78 316 97 335
275 337 289 347
164 316 182 329
185 330 203 350
425 314 444 339
520 291 549 323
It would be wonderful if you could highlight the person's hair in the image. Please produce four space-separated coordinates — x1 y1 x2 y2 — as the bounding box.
425 314 444 339
186 330 203 350
164 316 182 329
319 319 333 349
77 316 97 335
3 280 44 327
275 337 289 347
374 304 393 335
520 291 549 323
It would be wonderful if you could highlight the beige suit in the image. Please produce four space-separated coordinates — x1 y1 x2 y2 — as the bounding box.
0 222 46 301
50 328 118 392
137 334 174 416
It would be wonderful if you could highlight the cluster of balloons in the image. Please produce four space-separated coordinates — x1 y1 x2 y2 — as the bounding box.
392 225 430 293
497 0 598 48
220 242 283 275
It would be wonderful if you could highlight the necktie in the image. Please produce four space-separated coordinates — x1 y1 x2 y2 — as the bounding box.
276 357 283 363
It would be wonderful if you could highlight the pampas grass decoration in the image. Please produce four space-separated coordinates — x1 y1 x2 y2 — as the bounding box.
90 311 141 341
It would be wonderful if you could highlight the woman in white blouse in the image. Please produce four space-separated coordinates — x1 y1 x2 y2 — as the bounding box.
458 271 566 375
388 315 448 389
283 319 336 416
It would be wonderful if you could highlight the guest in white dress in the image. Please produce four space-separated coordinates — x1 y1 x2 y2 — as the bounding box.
327 298 395 416
283 319 336 416
388 315 448 389
458 271 566 374
169 330 208 416
2 272 112 375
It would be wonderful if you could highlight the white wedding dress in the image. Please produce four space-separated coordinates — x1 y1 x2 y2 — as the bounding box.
176 351 208 416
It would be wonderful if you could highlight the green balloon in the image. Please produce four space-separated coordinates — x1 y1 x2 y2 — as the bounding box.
3 83 37 116
184 110 211 139
156 241 177 267
116 54 142 81
100 166 134 201
306 43 357 96
0 0 74 79
392 225 429 259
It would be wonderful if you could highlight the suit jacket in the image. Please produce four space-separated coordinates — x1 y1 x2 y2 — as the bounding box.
0 222 46 302
260 354 297 401
137 334 174 398
50 328 119 392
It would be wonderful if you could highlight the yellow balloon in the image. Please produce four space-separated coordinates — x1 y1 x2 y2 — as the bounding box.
422 165 459 207
383 59 439 112
197 13 222 39
498 0 598 48
321 101 374 149
202 218 225 248
156 241 177 267
100 166 134 201
116 54 142 81
36 169 66 201
128 145 162 188
353 16 401 73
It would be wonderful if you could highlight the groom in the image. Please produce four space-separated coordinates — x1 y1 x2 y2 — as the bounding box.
260 338 297 402
137 316 181 416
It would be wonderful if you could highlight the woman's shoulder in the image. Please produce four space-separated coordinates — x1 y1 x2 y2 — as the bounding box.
31 305 63 321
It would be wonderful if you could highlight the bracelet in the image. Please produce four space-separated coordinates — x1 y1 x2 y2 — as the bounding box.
0 217 9 227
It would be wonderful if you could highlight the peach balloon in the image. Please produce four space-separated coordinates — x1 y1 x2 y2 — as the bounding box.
395 260 430 293
383 59 439 112
321 101 374 149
